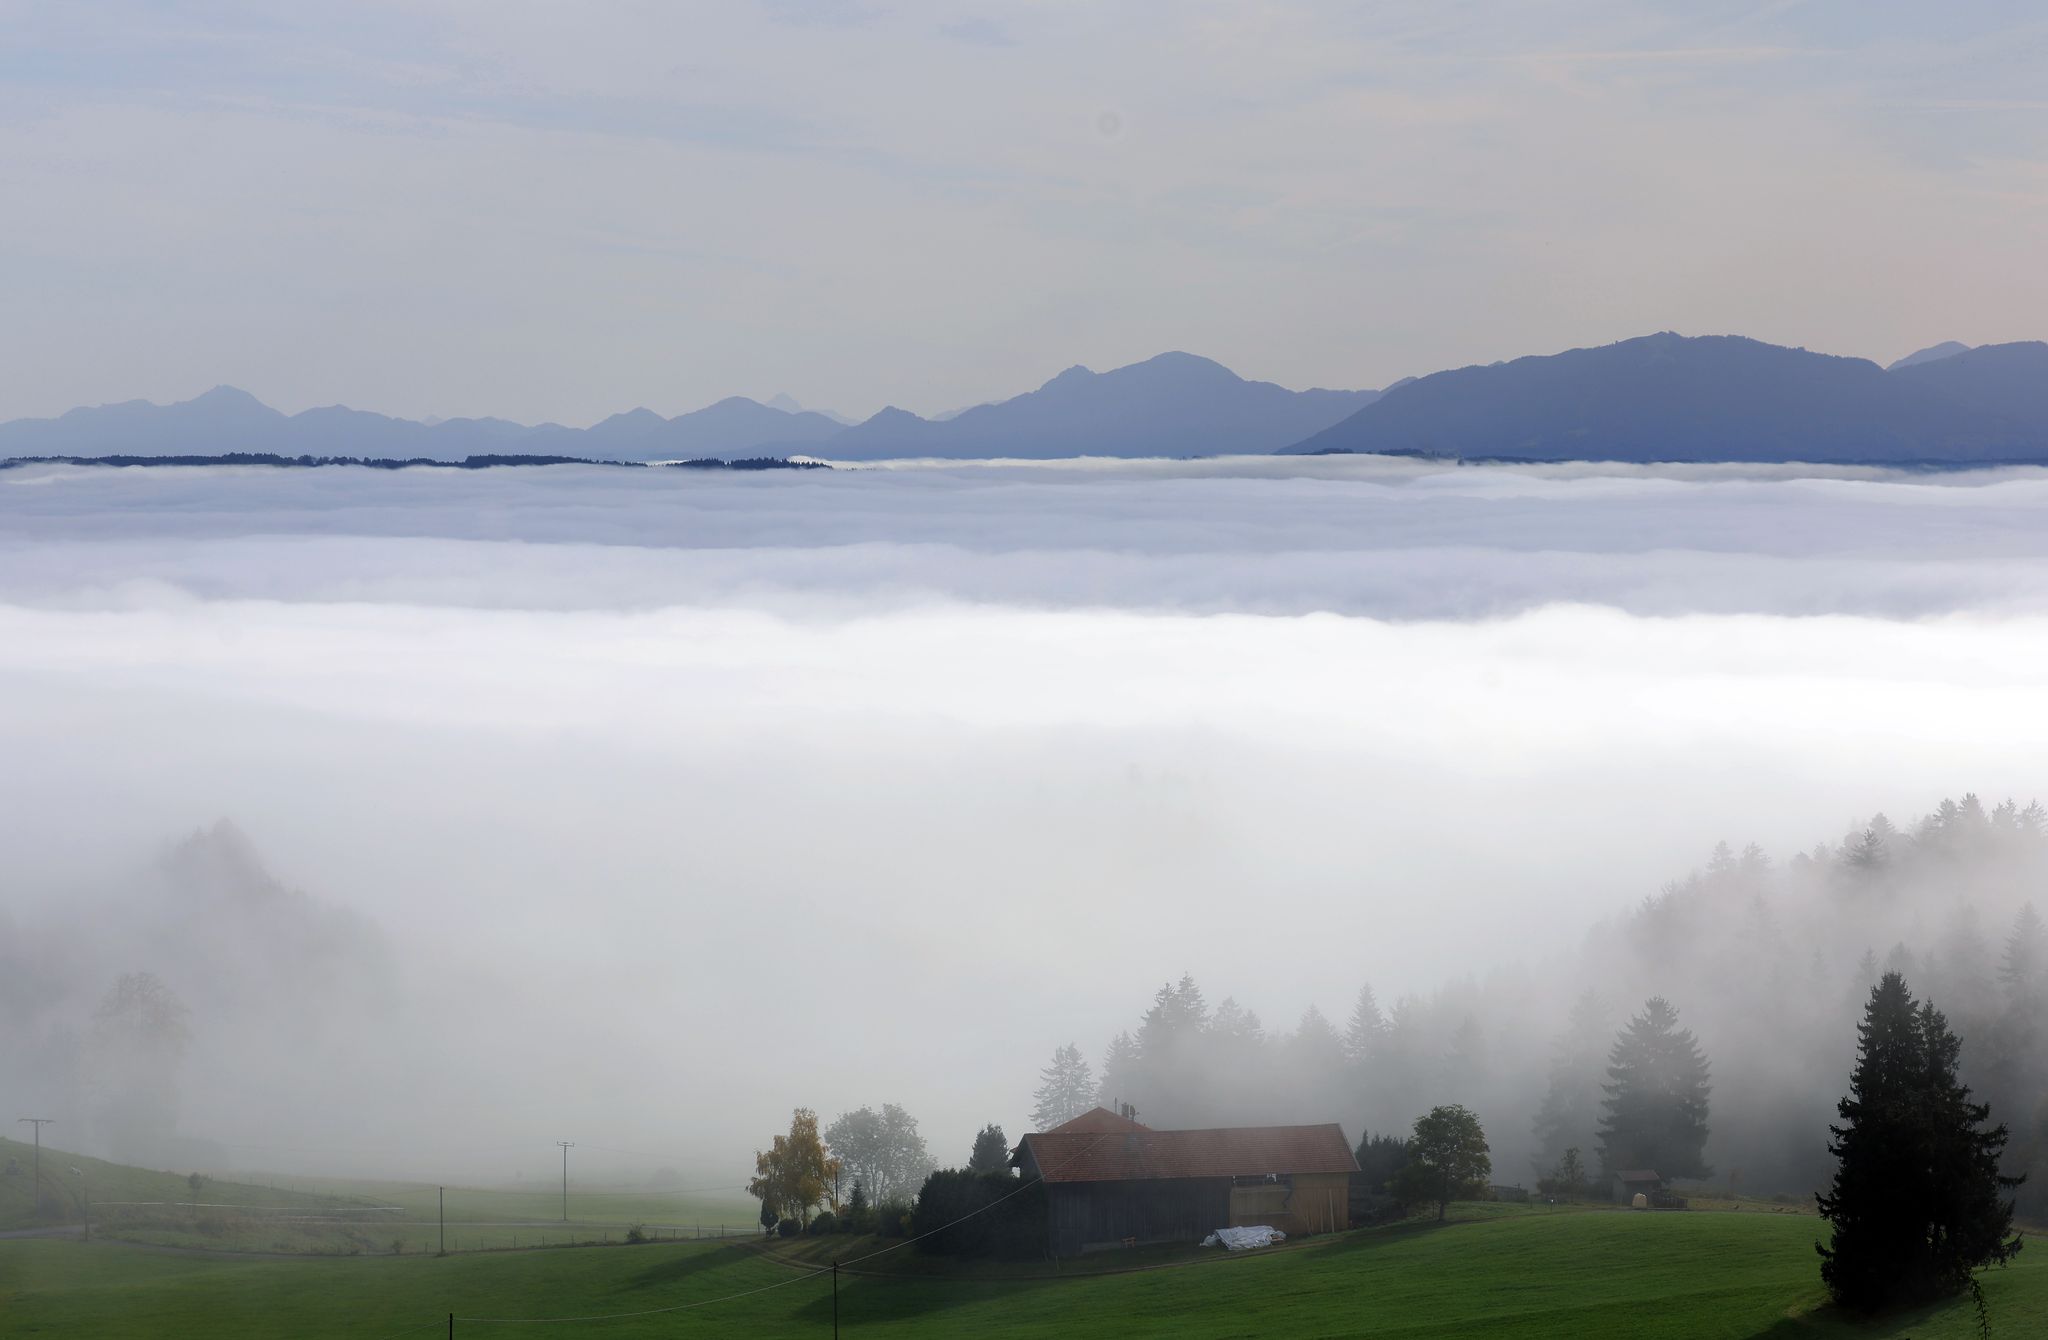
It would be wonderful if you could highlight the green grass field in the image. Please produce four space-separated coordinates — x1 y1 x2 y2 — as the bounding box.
0 1136 365 1229
5 1206 2043 1338
2 1137 756 1256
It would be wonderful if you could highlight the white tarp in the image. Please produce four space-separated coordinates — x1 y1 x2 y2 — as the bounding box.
1202 1225 1287 1251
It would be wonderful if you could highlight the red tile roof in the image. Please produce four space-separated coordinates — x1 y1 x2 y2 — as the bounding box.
1019 1123 1359 1184
1043 1107 1151 1135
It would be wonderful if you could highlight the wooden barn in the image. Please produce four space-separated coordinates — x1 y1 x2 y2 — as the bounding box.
1012 1108 1360 1257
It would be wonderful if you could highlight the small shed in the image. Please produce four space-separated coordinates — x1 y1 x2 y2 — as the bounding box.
1013 1109 1359 1257
1612 1169 1665 1204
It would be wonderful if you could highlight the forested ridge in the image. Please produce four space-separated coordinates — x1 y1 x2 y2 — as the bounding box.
1035 794 2047 1214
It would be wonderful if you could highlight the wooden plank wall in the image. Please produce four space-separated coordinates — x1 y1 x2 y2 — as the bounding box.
1047 1178 1230 1256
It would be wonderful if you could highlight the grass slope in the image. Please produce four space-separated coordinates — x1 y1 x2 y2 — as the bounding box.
3 1139 754 1254
0 1136 354 1231
4 1208 2043 1338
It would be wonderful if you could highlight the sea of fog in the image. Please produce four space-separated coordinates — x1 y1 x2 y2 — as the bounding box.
4 454 2048 1184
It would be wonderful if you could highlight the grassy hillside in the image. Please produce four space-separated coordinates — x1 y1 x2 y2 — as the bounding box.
0 1136 354 1232
258 1173 757 1233
3 1207 2042 1338
3 1137 757 1255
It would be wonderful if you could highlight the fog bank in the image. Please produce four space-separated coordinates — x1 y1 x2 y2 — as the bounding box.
3 457 2046 1188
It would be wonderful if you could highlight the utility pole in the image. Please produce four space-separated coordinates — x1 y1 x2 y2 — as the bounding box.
439 1186 446 1256
17 1119 53 1219
556 1142 574 1223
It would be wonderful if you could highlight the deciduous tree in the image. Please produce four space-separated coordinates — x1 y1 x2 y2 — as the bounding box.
748 1108 840 1227
1400 1104 1491 1222
824 1103 931 1206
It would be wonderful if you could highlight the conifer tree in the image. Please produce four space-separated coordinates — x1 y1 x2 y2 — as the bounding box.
1343 984 1386 1065
1818 973 2024 1310
2001 904 2045 1003
1533 991 1609 1172
1030 1043 1095 1130
1597 997 1712 1180
1095 1030 1139 1111
968 1123 1011 1175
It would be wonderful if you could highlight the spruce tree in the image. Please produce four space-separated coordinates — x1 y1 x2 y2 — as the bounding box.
968 1123 1011 1175
2000 904 2044 1003
1030 1043 1095 1130
1532 992 1609 1173
1597 997 1712 1180
1817 973 2024 1310
1343 983 1386 1066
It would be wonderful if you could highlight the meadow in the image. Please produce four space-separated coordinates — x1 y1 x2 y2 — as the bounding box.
1 1136 755 1256
5 1203 2043 1338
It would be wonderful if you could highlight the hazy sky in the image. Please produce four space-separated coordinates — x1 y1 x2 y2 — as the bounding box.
10 456 2048 1177
3 2 2044 425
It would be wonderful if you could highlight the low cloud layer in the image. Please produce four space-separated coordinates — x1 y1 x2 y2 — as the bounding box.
4 458 2047 1186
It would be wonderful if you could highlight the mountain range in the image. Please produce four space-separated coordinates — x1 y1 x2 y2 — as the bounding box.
0 353 1379 465
1287 335 2048 463
4 335 2044 466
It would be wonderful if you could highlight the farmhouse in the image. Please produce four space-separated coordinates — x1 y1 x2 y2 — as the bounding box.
1013 1108 1360 1257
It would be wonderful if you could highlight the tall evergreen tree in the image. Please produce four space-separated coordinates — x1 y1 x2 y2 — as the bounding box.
1030 1043 1095 1130
1817 973 2024 1310
2001 904 2045 1003
1597 997 1712 1180
1343 984 1386 1066
1096 1030 1139 1112
1532 992 1609 1173
967 1124 1011 1175
1129 976 1211 1120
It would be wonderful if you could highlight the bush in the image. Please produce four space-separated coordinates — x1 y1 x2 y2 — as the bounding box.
806 1210 838 1236
1354 1132 1411 1193
910 1169 1046 1260
875 1199 914 1239
625 1224 648 1244
777 1217 800 1239
841 1181 874 1235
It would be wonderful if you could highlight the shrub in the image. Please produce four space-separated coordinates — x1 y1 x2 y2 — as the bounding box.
625 1224 648 1244
910 1170 1046 1260
807 1210 838 1236
777 1217 800 1239
841 1182 874 1235
874 1199 914 1239
1354 1132 1412 1194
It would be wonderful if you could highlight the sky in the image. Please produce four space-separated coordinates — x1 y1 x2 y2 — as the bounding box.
9 456 2048 1180
2 2 2045 425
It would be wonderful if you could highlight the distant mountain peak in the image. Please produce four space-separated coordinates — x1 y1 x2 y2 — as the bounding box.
1283 330 2041 463
190 384 266 407
1887 341 1973 372
1135 350 1234 373
589 407 667 434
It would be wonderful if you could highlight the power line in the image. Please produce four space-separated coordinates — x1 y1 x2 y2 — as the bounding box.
450 1131 1118 1328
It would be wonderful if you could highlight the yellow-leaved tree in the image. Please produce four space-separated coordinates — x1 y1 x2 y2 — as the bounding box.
748 1108 841 1227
